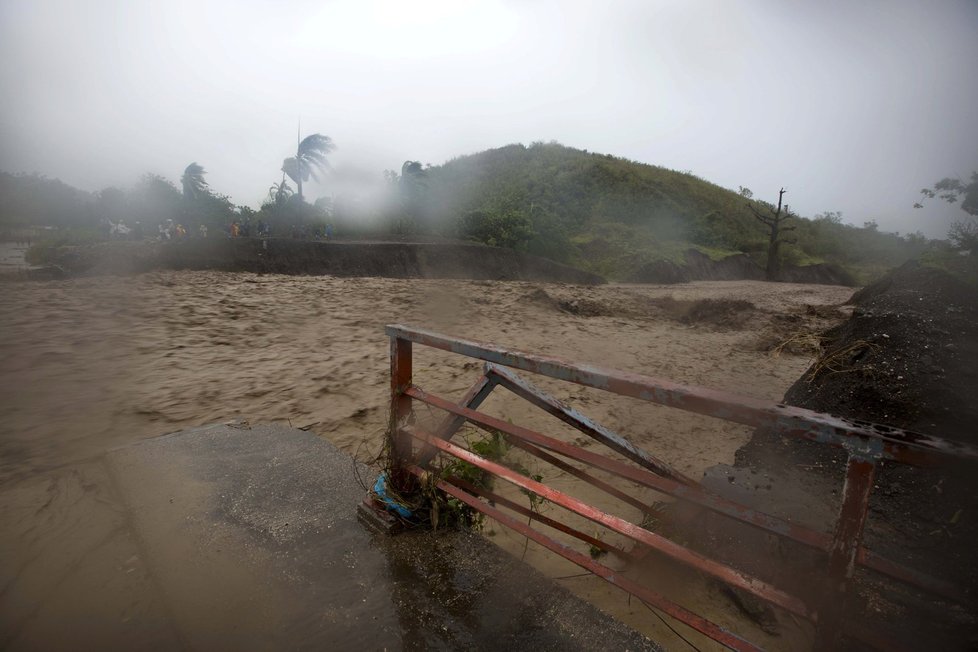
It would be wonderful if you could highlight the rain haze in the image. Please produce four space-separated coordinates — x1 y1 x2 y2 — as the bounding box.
1 0 976 236
5 3 978 651
0 0 978 236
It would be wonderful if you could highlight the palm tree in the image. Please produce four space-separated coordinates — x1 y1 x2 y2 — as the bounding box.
282 132 335 201
268 174 293 206
181 162 209 199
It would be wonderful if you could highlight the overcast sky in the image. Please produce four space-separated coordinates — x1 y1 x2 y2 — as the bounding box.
1 0 975 236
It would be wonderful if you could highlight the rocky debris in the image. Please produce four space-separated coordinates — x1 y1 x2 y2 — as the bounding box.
786 260 976 443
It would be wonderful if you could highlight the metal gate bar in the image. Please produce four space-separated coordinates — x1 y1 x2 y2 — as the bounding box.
500 429 663 517
384 324 978 650
407 425 813 618
387 324 975 464
486 362 696 485
407 464 764 652
407 376 969 605
417 372 497 467
439 473 635 560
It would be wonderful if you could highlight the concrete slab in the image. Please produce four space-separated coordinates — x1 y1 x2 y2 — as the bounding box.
98 422 659 651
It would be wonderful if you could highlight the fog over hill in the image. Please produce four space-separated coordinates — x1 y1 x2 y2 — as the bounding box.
1 0 976 238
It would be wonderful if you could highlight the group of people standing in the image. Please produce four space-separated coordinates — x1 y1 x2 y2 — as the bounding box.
228 220 270 238
159 220 189 240
102 217 334 242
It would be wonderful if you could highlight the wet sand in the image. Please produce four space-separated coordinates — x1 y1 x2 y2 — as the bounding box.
0 271 853 648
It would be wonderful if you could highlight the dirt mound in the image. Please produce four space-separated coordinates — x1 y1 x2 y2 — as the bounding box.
783 260 978 440
737 261 978 481
848 259 972 308
725 260 978 643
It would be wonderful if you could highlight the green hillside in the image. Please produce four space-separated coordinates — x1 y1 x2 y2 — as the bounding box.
408 142 930 282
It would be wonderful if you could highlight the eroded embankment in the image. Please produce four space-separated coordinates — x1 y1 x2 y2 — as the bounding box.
628 248 856 286
35 238 606 285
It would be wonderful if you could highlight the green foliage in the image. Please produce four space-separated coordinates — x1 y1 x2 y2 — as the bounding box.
456 209 533 249
429 430 509 530
257 194 329 233
917 171 978 216
128 174 183 225
523 207 573 263
268 176 294 208
180 163 209 199
437 429 507 491
470 429 508 461
947 220 978 251
788 212 931 275
25 227 102 264
429 429 549 532
282 133 335 201
569 221 743 279
185 191 237 229
919 244 978 286
0 168 238 237
0 172 95 227
916 171 978 250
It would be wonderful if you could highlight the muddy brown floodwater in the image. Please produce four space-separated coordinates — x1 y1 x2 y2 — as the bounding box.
0 271 853 649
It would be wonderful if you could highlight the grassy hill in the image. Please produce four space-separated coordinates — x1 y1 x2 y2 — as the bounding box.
413 142 930 282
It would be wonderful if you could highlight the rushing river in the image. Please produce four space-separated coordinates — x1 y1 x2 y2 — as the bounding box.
0 271 853 648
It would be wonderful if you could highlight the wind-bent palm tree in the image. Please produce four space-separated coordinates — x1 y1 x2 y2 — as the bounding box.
282 132 335 201
268 175 293 206
181 162 209 199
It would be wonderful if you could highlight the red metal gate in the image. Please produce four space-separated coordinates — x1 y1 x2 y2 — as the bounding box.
380 324 977 651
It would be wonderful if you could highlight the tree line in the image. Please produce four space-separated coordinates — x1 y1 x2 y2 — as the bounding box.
0 132 339 239
1 138 971 282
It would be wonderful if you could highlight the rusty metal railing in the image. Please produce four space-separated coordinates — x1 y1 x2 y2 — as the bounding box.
383 324 978 651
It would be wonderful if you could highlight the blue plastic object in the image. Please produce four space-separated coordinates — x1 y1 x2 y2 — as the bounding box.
372 473 413 518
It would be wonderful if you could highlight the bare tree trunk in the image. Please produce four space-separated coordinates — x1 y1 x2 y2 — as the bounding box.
766 231 781 280
748 188 792 282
